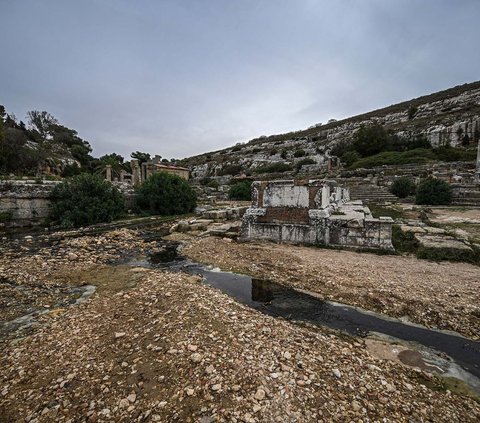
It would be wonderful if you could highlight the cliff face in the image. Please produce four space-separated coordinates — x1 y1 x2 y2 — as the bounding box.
179 81 480 180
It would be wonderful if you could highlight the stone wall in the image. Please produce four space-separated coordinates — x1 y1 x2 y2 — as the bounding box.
0 180 137 228
0 180 59 227
241 180 393 251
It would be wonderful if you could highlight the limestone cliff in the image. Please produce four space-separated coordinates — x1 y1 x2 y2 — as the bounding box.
179 81 480 180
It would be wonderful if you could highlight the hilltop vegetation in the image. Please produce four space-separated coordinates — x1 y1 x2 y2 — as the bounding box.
0 105 173 178
178 81 480 179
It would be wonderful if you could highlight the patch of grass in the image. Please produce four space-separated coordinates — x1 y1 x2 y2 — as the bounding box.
254 163 293 174
350 149 437 169
368 203 405 220
392 225 418 253
416 244 480 265
392 224 480 265
0 211 13 222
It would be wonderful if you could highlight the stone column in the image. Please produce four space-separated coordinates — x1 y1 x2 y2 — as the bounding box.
105 165 112 182
131 160 141 186
321 185 330 208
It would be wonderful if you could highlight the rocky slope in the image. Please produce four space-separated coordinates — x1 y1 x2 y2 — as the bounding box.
179 81 480 181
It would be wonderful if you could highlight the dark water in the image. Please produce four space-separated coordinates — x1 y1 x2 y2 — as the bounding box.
145 244 480 383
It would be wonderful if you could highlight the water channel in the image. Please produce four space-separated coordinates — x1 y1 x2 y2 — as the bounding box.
127 240 480 394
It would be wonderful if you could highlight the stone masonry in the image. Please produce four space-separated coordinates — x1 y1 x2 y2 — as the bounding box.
241 180 394 250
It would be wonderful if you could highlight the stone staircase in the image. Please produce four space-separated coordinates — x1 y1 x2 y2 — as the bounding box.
348 184 399 203
451 184 480 207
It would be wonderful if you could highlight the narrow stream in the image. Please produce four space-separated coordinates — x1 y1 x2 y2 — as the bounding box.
128 241 480 394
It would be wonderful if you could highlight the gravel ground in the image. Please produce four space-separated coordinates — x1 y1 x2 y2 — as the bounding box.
181 236 480 339
1 227 479 422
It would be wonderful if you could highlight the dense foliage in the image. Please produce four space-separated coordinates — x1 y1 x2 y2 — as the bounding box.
390 177 416 198
415 177 452 205
255 162 293 174
0 105 95 175
228 180 252 201
136 172 197 215
49 174 124 228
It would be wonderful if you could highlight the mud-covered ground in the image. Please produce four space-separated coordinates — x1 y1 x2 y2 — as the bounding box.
1 226 479 422
181 235 480 340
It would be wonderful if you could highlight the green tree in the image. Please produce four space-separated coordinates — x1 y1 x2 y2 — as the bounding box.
26 110 58 141
340 150 360 167
353 124 388 157
96 153 129 178
136 172 197 215
415 177 452 205
131 151 151 165
229 180 252 200
49 174 124 228
390 177 416 198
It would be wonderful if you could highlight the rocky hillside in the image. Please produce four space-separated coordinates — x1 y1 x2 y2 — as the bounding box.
179 81 480 181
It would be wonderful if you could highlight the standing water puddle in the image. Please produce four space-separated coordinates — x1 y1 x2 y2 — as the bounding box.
132 242 480 394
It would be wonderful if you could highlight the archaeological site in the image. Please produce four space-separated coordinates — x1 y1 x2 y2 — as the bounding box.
1 3 480 421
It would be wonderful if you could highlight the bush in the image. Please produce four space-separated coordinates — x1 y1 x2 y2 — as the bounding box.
49 174 124 228
349 148 436 169
254 163 293 174
415 177 452 205
0 211 13 222
293 149 306 158
295 158 316 171
218 164 243 176
229 181 251 201
136 172 197 215
407 105 418 120
390 177 416 198
433 146 477 162
206 179 219 189
280 149 288 159
340 150 360 167
352 124 388 157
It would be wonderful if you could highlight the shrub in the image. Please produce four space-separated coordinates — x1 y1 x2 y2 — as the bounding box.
0 211 13 222
392 225 418 253
206 179 219 189
390 177 416 198
349 148 436 169
352 124 388 157
295 158 316 171
254 163 293 174
231 144 243 152
280 149 288 159
49 174 124 228
407 105 418 120
415 177 452 205
269 148 277 156
293 149 306 158
136 172 197 215
341 150 360 167
433 146 477 162
218 164 243 176
229 181 252 201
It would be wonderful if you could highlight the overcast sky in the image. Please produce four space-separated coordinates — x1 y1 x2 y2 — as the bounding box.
1 0 479 160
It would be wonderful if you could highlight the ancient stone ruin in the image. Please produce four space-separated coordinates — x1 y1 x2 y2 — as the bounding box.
240 180 394 250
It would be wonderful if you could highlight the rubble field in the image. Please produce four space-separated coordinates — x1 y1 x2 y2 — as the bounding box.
1 227 479 422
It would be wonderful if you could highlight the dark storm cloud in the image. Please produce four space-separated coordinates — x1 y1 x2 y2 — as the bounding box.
1 0 479 159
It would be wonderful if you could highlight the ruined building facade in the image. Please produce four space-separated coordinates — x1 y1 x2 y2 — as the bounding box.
241 180 394 250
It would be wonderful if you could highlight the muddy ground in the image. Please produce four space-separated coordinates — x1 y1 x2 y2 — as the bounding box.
1 225 479 422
